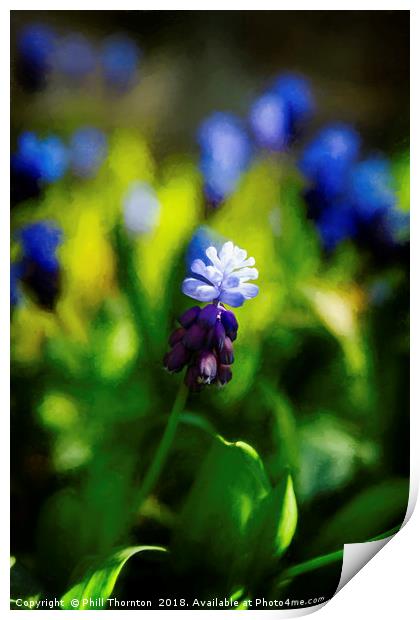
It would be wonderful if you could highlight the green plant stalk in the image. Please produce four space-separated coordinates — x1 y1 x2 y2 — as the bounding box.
136 382 189 510
280 523 402 581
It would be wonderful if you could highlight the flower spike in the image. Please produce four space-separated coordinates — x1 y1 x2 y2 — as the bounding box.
164 240 258 391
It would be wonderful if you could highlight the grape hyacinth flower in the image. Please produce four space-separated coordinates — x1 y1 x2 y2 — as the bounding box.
18 221 63 310
11 132 69 205
316 202 358 251
294 97 408 254
17 23 56 90
54 33 96 81
197 113 252 205
101 35 141 91
348 158 396 222
249 93 289 151
70 127 108 178
347 157 408 250
164 241 258 391
250 72 314 150
123 181 161 235
299 123 361 200
271 73 315 135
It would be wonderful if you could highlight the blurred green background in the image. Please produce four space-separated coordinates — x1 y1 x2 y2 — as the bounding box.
10 10 409 609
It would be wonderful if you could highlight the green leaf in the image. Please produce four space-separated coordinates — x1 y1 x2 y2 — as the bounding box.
244 474 298 585
171 436 270 575
264 474 298 556
62 546 167 610
171 435 298 594
309 478 409 555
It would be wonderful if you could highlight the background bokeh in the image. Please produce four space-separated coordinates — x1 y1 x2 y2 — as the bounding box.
10 10 409 609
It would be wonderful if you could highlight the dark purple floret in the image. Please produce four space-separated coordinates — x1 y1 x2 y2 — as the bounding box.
164 302 238 391
221 310 238 341
212 321 226 352
164 342 191 373
183 323 207 351
198 303 219 328
198 351 218 384
220 337 234 365
169 327 186 347
217 364 233 386
178 306 201 328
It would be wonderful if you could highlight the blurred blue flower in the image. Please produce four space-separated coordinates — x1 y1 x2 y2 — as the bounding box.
197 113 252 203
101 35 141 91
54 33 96 80
249 93 289 151
38 135 69 182
20 222 63 274
123 181 160 234
10 263 23 307
299 124 361 199
18 221 63 310
70 127 107 178
11 152 42 206
18 132 69 182
250 73 314 151
348 158 396 222
316 202 358 251
182 241 258 307
186 226 224 269
18 23 56 89
11 132 68 204
272 73 315 131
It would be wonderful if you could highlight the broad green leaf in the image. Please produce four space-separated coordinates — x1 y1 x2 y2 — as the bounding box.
244 474 298 586
171 435 298 595
171 436 270 590
297 414 377 502
62 546 167 610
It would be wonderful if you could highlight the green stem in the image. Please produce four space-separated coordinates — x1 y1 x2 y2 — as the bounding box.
280 524 402 582
281 549 344 581
136 383 189 509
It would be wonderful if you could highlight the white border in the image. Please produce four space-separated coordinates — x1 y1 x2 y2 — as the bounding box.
4 3 416 618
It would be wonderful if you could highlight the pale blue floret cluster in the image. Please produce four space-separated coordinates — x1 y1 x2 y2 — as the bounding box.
182 241 259 308
123 181 161 235
198 113 251 204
